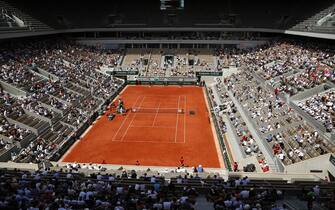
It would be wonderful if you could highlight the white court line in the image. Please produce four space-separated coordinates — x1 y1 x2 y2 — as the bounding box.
112 140 186 144
130 125 175 128
152 101 161 127
184 95 187 143
112 95 141 141
120 96 146 141
174 96 181 143
131 107 180 110
137 94 184 97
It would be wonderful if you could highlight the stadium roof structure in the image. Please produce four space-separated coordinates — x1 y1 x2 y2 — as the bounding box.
0 0 335 39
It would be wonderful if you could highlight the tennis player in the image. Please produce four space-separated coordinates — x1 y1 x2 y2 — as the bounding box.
117 98 125 113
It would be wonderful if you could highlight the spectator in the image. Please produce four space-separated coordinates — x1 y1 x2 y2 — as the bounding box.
233 162 239 172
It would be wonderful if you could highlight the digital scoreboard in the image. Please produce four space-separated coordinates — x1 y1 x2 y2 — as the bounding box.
160 0 184 10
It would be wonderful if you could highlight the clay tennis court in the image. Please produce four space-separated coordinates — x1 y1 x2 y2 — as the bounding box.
62 85 223 168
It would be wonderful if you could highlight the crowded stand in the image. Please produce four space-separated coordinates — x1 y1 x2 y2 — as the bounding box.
147 50 165 77
214 41 335 131
0 115 32 143
0 39 124 163
1 0 335 209
224 70 335 166
0 167 333 209
117 55 145 77
274 64 333 96
169 52 195 78
137 49 219 78
212 79 269 173
1 38 335 170
223 41 334 96
0 168 200 209
298 90 335 132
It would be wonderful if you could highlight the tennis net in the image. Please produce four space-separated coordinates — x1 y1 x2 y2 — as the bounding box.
131 108 184 114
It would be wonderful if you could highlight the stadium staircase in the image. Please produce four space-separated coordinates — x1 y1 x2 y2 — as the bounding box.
0 0 52 33
291 3 335 33
0 14 29 33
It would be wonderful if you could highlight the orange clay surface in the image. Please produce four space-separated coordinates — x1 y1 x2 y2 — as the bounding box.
62 85 221 168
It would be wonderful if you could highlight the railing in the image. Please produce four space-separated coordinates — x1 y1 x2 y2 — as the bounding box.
204 84 232 171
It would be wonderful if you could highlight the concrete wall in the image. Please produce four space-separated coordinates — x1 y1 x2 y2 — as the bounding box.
0 161 39 170
39 103 64 116
12 15 25 27
229 171 320 182
5 117 38 135
0 81 26 97
289 86 335 140
290 84 334 102
77 39 267 49
285 154 332 179
23 108 52 125
33 67 59 81
222 114 246 161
